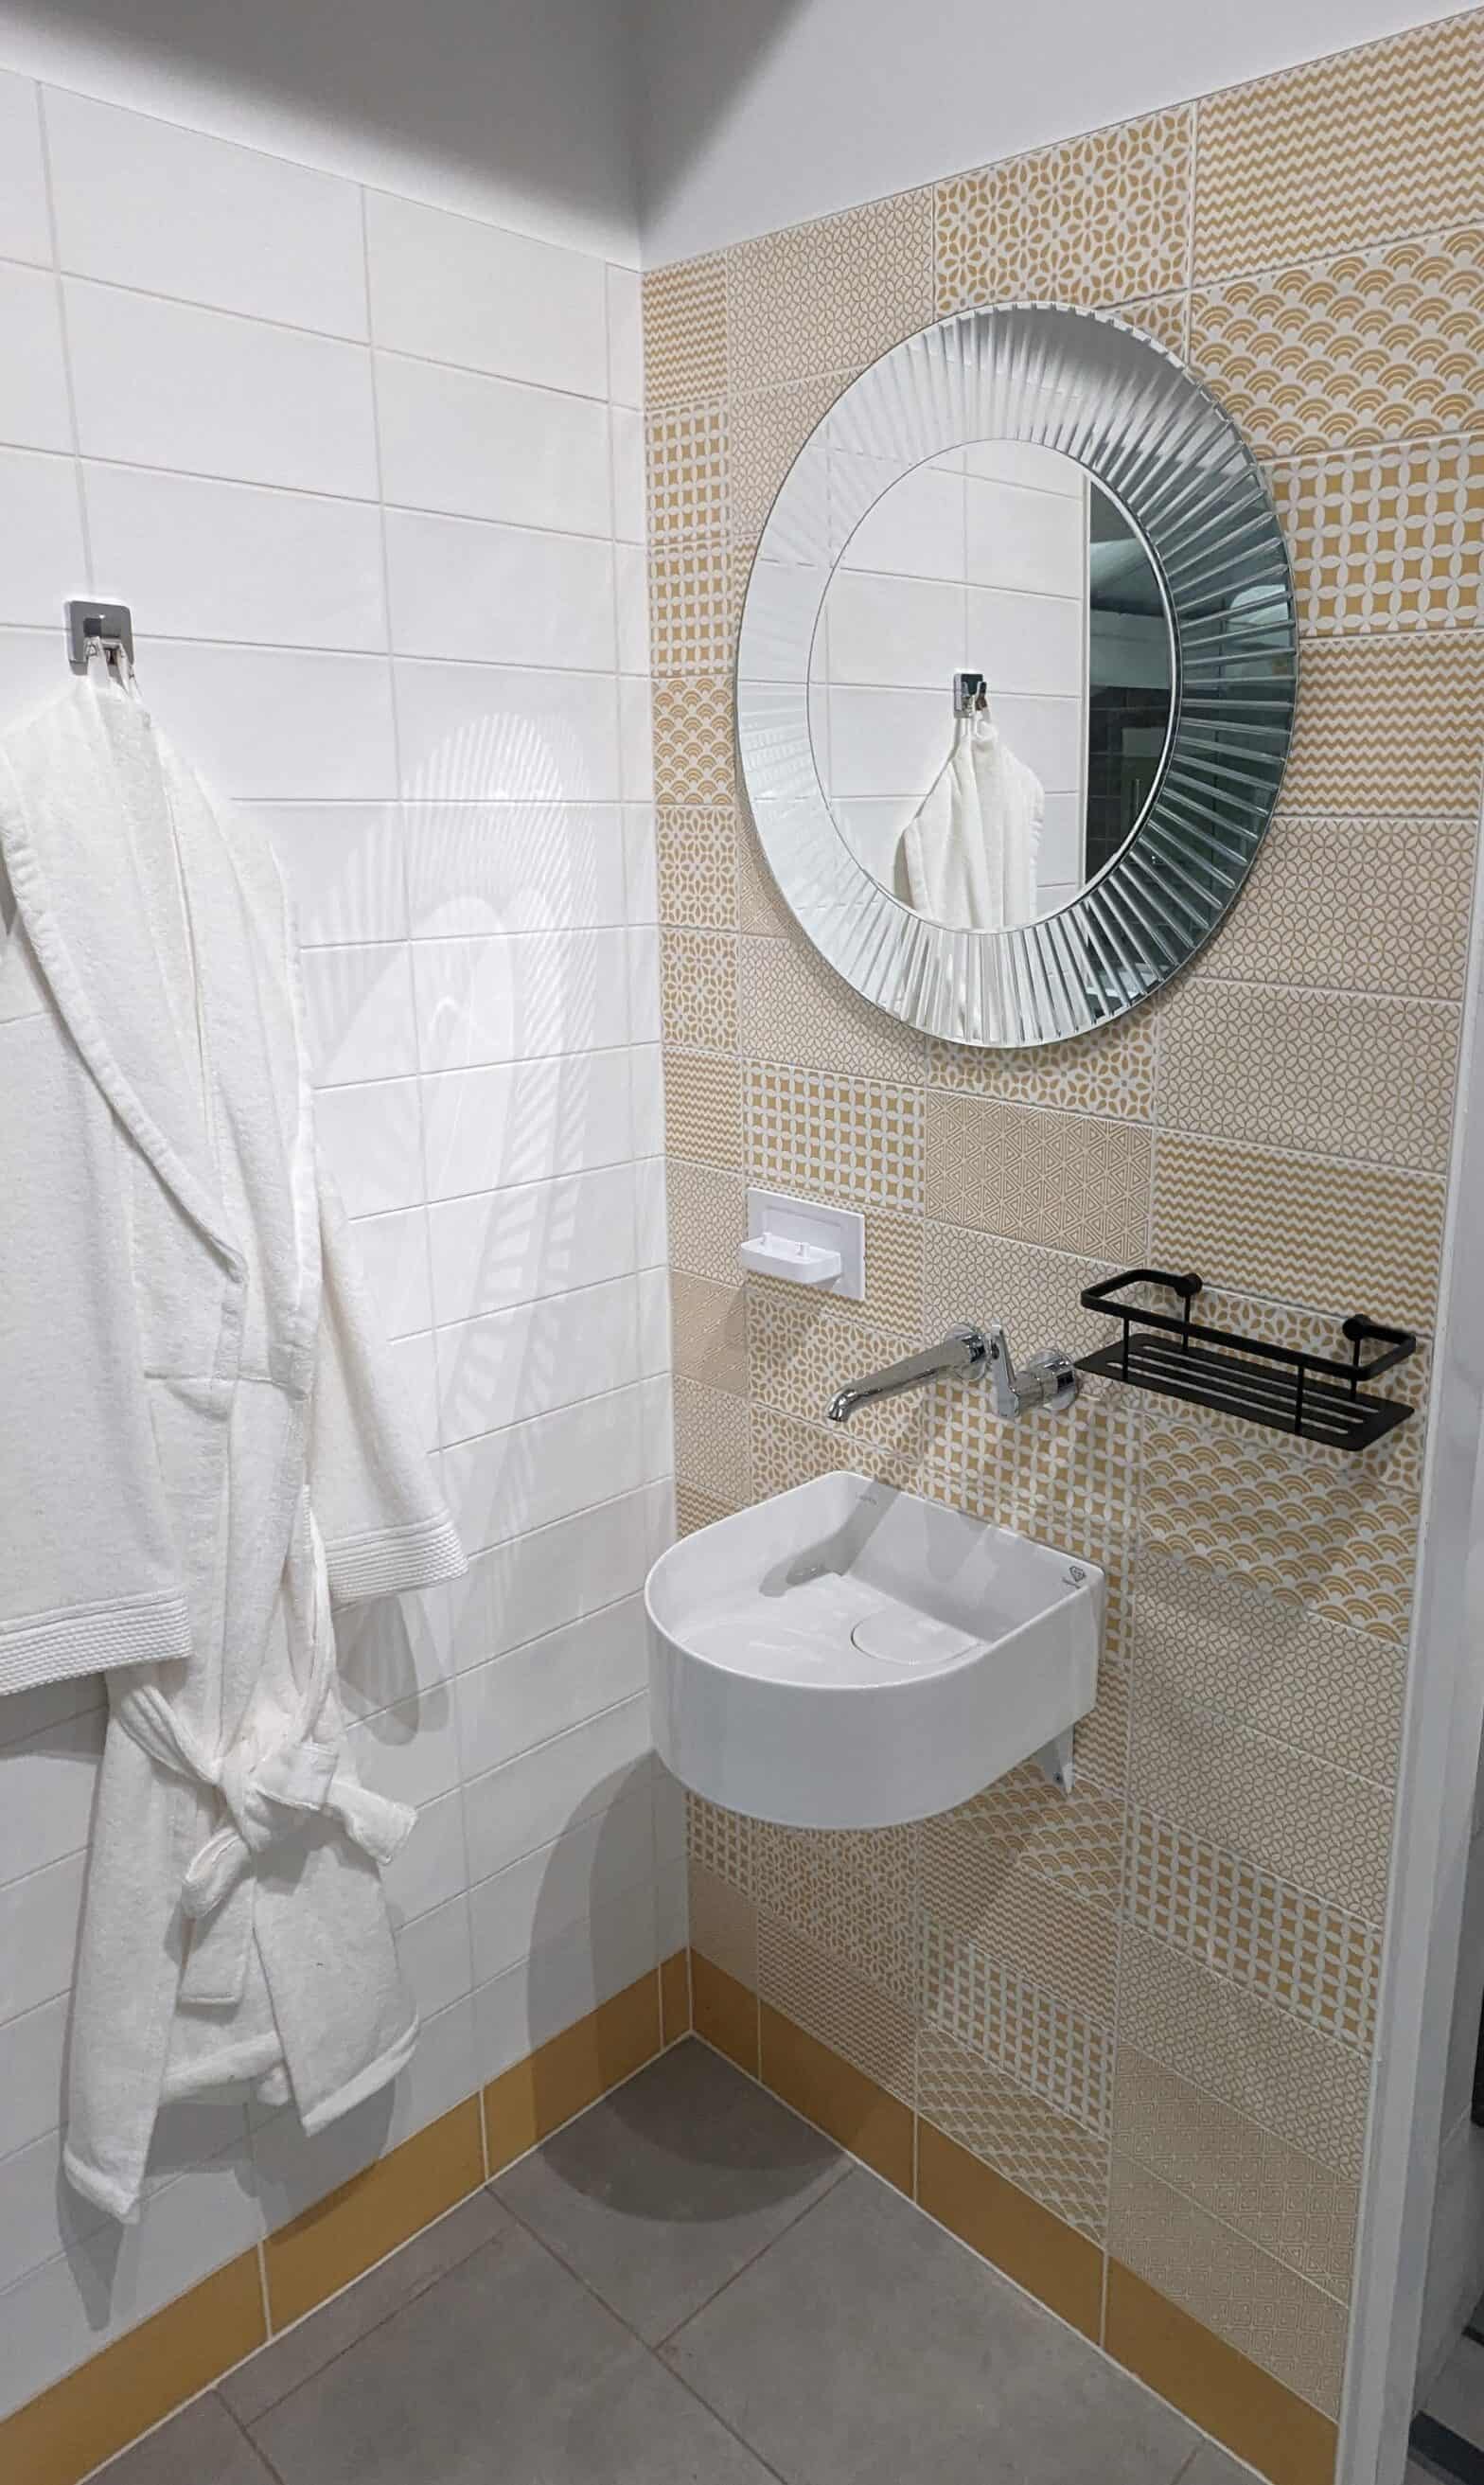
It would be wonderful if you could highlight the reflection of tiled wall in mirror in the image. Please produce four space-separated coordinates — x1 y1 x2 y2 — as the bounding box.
807 441 1088 906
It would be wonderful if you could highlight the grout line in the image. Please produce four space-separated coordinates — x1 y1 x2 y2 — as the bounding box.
32 84 92 596
220 2392 289 2485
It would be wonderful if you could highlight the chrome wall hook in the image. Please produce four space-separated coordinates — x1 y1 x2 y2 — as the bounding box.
65 599 135 683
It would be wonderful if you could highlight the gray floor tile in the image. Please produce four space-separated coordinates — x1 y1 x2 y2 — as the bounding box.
495 2035 846 2343
1427 2333 1484 2448
1180 2444 1261 2484
221 2188 506 2423
250 2209 774 2482
663 2170 1202 2485
94 2391 274 2483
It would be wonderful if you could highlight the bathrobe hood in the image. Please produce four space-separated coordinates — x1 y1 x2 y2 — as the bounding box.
0 679 467 2219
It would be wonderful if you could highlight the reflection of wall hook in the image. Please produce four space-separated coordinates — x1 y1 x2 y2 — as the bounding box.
952 667 986 717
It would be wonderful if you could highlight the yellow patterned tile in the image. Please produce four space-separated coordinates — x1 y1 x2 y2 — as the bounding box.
745 1062 926 1211
739 933 927 1083
646 399 728 540
671 1269 747 1393
643 254 728 406
666 1157 744 1280
731 372 846 541
736 812 794 934
945 1763 1127 1910
923 1221 1115 1363
753 1820 919 2003
656 806 738 929
1193 16 1484 281
924 1815 1119 2023
1151 1129 1445 1330
749 1402 930 1503
857 1208 925 1337
757 1912 917 2103
1190 227 1484 458
927 1092 1151 1261
674 1374 751 1503
918 2024 1110 2243
652 677 734 806
663 1049 743 1167
1117 293 1190 359
923 1909 1112 2135
675 1482 734 1536
686 1791 754 1890
1281 630 1484 814
649 538 735 674
688 1859 758 1985
660 926 738 1052
928 1008 1155 1119
1114 2047 1358 2299
748 1287 926 1464
1273 438 1484 635
729 189 935 391
1108 2156 1349 2418
1197 811 1477 1001
1156 980 1459 1174
1133 1546 1406 1787
934 107 1193 313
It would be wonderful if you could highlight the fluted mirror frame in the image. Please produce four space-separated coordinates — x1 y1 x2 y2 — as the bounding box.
735 303 1298 1049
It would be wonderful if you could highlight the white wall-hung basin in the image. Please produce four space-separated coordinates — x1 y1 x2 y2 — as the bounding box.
645 1471 1103 1830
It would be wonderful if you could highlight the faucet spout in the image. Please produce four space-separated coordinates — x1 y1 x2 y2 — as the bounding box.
827 1324 988 1424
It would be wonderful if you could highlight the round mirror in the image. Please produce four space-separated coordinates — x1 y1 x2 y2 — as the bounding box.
737 304 1298 1048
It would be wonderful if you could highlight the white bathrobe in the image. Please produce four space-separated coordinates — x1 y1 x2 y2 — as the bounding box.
894 710 1044 929
0 678 467 2221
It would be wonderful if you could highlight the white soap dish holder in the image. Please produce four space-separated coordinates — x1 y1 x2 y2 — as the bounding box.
740 1188 864 1298
739 1231 841 1286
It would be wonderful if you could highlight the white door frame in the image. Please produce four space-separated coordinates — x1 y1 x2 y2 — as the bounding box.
1340 794 1484 2484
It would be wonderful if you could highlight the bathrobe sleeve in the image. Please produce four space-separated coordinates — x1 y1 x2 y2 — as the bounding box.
309 1156 467 1604
0 922 191 1696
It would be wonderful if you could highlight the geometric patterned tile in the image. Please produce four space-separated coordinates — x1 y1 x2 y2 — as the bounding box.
934 106 1193 314
857 1209 926 1338
745 1063 927 1213
757 1911 917 2103
1273 439 1484 636
649 538 735 674
1132 1545 1407 1788
918 2023 1110 2242
1197 811 1477 1001
922 1914 1112 2136
1190 225 1484 458
676 1482 736 1537
642 255 729 407
1151 1130 1446 1331
735 816 794 935
666 1157 746 1282
660 926 739 1052
739 934 928 1083
646 399 728 541
928 1006 1156 1118
940 1763 1127 1909
1155 980 1459 1174
749 1401 928 1505
747 1287 929 1465
686 1791 755 1890
1192 17 1484 282
926 1092 1152 1262
922 1816 1119 2026
673 1374 751 1504
663 1049 744 1168
656 806 739 929
688 1857 758 1986
671 1269 748 1393
922 1221 1115 1364
652 677 735 807
1280 630 1484 815
752 1820 919 2003
729 190 935 392
731 372 845 542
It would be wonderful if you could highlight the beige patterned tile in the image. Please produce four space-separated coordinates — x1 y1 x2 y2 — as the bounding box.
1075 1661 1131 1793
918 2025 1110 2243
943 1764 1127 1910
1197 811 1477 1001
745 1063 926 1212
643 255 728 406
646 399 728 541
1113 2046 1358 2299
736 813 794 935
934 106 1193 312
1116 293 1190 360
652 677 734 807
656 807 738 930
1193 16 1484 281
928 1009 1156 1119
1156 980 1459 1175
731 372 847 541
663 1050 743 1167
1281 630 1484 814
688 1860 758 1986
1140 1397 1422 1643
729 189 934 392
1130 1677 1393 1920
923 1817 1118 2025
757 1912 917 2103
686 1791 755 1889
666 1158 745 1281
671 1269 747 1394
1152 1130 1445 1330
674 1374 751 1503
753 1821 918 2003
648 537 735 674
926 1093 1151 1261
739 935 926 1084
750 1402 928 1503
676 1482 735 1537
1189 226 1484 458
1274 437 1484 638
857 1209 926 1337
748 1287 928 1464
923 1913 1112 2135
1132 1545 1407 1787
1124 1805 1381 2051
660 926 738 1053
1108 2155 1348 2417
923 1221 1115 1363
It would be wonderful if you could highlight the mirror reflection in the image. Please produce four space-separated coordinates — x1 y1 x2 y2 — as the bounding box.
807 441 1174 930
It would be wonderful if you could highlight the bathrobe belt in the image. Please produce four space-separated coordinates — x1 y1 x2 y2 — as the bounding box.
115 1683 415 2008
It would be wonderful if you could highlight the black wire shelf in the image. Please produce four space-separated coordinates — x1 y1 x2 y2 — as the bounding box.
1076 1269 1417 1450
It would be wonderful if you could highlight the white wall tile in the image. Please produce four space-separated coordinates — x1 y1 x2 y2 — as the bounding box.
457 1598 647 1782
605 265 644 411
46 91 367 336
396 1893 473 2021
825 569 964 690
314 1077 425 1219
0 264 71 451
387 1331 440 1452
349 1204 433 1339
618 675 654 802
376 352 610 534
610 406 645 544
0 71 48 265
0 449 86 625
463 1697 650 1884
406 802 627 937
366 192 607 397
472 1879 659 2086
421 1050 634 1200
0 1713 103 1885
963 581 1086 699
838 461 963 579
380 1786 467 1926
637 1267 671 1376
0 1851 86 2021
334 1586 451 1728
965 472 1086 596
260 804 407 946
65 282 378 495
301 943 418 1085
622 805 658 928
628 1045 664 1159
441 1381 651 1554
446 1490 654 1674
0 626 72 716
614 542 649 677
346 1680 462 1809
85 465 387 651
141 645 397 801
468 1773 653 1985
413 927 630 1074
251 1996 475 2233
655 1856 688 1958
427 1163 638 1325
627 925 661 1046
395 661 620 806
385 508 613 671
0 1996 68 2159
436 1274 639 1443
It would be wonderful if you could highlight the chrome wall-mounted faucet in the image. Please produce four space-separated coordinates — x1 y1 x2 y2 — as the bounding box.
826 1322 1079 1426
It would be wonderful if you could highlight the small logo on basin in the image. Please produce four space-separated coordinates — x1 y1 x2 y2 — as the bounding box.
1063 1565 1086 1585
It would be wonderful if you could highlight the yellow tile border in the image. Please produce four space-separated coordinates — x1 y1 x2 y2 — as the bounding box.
1105 2261 1338 2485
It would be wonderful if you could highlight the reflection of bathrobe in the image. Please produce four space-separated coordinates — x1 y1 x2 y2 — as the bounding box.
0 680 466 2221
894 711 1043 929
